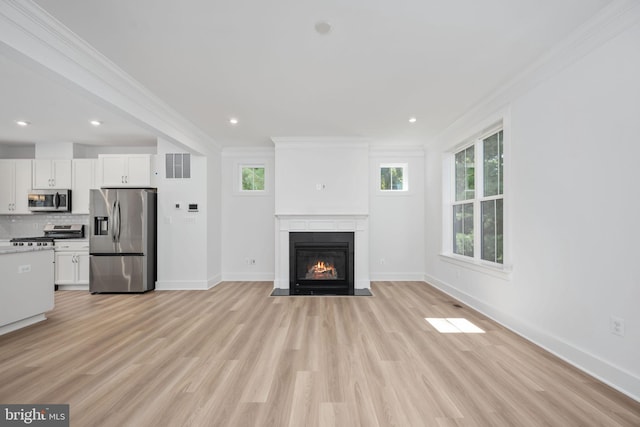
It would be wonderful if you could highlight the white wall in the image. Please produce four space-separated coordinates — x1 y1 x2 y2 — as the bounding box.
221 148 275 281
207 149 222 286
274 139 369 215
35 142 73 158
155 138 210 289
0 144 35 159
369 147 425 281
221 142 425 283
424 19 640 399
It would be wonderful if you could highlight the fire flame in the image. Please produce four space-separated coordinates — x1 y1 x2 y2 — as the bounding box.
306 260 338 279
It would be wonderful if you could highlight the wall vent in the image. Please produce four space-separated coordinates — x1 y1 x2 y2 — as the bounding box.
166 153 191 178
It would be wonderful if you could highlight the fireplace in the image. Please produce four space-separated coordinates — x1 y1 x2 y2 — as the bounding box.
289 232 354 295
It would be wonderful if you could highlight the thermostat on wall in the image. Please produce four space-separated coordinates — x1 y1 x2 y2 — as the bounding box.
188 203 198 212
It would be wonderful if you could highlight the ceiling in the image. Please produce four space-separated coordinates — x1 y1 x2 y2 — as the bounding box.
1 0 612 148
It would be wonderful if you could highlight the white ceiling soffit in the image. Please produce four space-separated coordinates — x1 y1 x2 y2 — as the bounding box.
4 0 619 148
0 48 157 148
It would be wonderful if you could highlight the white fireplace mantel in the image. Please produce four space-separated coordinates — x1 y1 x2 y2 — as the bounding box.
274 214 370 291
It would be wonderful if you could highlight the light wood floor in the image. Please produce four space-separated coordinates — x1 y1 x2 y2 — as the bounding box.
1 282 638 426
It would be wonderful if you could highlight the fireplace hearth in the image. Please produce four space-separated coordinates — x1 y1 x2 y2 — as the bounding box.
289 232 354 295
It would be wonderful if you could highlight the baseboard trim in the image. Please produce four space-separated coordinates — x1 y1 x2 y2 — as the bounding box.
423 273 640 403
0 314 47 336
370 272 425 281
208 274 222 289
221 272 275 282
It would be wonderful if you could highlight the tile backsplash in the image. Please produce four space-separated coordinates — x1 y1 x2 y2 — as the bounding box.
0 214 89 239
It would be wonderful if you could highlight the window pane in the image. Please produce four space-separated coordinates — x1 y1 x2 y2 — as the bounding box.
391 167 404 190
455 151 466 200
465 146 475 200
254 167 265 190
242 167 265 191
455 147 474 201
381 167 391 190
481 199 503 264
453 203 474 257
496 198 503 263
483 130 503 197
381 166 405 191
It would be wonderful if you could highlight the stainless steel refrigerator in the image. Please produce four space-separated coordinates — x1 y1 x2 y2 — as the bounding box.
89 188 157 293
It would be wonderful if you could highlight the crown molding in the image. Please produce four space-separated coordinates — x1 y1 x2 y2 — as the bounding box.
271 137 371 150
221 146 275 158
435 0 640 145
0 0 219 154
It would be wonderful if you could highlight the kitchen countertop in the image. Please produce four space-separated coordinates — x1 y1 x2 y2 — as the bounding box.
0 246 55 255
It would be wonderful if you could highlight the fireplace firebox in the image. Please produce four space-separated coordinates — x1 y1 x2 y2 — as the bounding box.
289 232 354 295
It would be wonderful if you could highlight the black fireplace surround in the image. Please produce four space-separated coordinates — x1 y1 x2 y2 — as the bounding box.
289 232 355 295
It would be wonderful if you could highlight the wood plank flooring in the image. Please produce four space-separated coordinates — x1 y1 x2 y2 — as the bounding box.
1 281 638 426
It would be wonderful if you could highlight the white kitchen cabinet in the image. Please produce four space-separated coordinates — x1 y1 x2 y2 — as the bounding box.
0 159 32 214
72 159 98 214
98 154 155 187
55 240 90 289
32 159 72 189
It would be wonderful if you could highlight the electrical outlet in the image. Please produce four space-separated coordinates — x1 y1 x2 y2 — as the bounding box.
245 258 256 265
18 265 31 273
610 315 625 337
380 258 385 265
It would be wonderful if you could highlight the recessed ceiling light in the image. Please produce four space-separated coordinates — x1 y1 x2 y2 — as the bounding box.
314 21 332 35
90 120 102 126
408 117 417 123
229 117 239 125
16 120 30 127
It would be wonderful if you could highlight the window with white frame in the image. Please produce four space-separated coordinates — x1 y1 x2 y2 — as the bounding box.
380 163 408 191
452 129 504 264
240 165 265 192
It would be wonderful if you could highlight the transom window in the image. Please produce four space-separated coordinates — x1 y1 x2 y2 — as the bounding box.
452 129 504 264
380 163 408 191
240 165 265 191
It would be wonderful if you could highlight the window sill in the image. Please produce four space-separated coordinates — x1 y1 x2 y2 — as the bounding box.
234 190 271 197
439 253 513 280
375 189 413 196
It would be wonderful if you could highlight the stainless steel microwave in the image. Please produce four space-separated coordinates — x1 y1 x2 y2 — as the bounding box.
28 190 72 212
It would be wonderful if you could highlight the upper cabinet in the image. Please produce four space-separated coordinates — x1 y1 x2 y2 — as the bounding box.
98 154 155 187
0 159 32 214
32 159 72 189
71 159 98 214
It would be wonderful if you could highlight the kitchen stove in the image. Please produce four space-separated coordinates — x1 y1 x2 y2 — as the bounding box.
10 224 84 247
9 237 55 247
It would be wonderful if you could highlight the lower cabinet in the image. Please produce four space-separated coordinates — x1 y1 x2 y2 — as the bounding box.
55 241 89 289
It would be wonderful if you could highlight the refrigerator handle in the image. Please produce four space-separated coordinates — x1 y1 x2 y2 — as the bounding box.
110 199 117 242
116 200 122 242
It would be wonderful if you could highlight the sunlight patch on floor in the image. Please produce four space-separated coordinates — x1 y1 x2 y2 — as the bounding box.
425 318 485 334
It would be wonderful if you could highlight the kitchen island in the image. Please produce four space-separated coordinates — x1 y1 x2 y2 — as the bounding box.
0 246 54 335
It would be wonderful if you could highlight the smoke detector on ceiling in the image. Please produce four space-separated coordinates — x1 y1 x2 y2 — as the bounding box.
314 21 332 35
